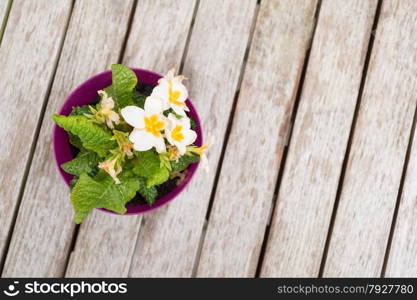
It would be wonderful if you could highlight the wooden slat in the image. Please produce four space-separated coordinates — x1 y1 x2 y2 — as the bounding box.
2 0 134 277
260 0 378 277
195 0 318 278
0 0 8 25
0 0 73 271
129 0 258 277
65 0 197 277
385 123 417 277
0 0 9 45
323 0 417 277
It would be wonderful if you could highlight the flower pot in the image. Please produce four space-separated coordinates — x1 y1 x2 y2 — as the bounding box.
52 68 202 215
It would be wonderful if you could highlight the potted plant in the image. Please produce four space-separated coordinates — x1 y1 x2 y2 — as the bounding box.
52 64 209 223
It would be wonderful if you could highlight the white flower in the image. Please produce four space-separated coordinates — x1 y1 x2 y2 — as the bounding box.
165 114 197 156
121 97 167 153
98 156 122 184
97 90 120 129
151 69 189 116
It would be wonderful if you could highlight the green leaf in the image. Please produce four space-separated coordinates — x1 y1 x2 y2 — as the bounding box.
171 153 200 173
68 105 93 148
52 114 116 157
108 64 138 108
132 89 147 108
69 105 92 116
70 176 78 191
61 149 101 176
68 133 83 149
163 108 183 119
137 177 158 204
70 170 140 224
132 151 169 188
190 116 197 130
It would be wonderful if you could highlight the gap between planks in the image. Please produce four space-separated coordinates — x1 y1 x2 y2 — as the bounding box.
190 0 262 277
125 0 200 278
0 0 13 46
128 0 259 278
62 0 139 277
65 0 200 277
0 0 76 275
380 100 417 277
321 0 417 276
255 0 323 277
318 0 383 277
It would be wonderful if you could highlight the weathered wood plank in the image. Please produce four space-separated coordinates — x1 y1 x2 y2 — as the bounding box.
65 0 197 277
323 0 417 277
385 122 417 277
0 0 9 28
0 0 10 45
2 0 134 277
129 0 258 277
0 0 73 273
0 0 6 18
260 0 378 277
195 0 318 278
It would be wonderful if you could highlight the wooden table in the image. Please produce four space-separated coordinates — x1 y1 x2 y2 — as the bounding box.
0 0 416 278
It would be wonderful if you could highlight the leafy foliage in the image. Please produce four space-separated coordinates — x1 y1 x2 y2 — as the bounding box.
132 90 147 108
171 153 200 173
68 105 93 148
53 114 116 157
70 105 92 116
104 64 137 108
132 151 170 188
190 116 197 130
71 170 140 224
61 149 101 176
137 177 158 204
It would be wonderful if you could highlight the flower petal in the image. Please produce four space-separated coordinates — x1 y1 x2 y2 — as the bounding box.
171 81 188 103
151 83 168 99
129 129 154 151
109 111 120 123
178 115 191 129
144 96 163 114
171 105 187 117
176 143 186 156
183 129 197 145
165 128 174 146
154 136 166 153
121 106 145 128
165 69 175 80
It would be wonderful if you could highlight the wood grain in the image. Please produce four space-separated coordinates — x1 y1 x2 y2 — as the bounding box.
385 121 417 277
0 0 6 18
65 0 197 277
323 0 417 277
0 0 73 273
195 0 318 278
0 0 9 31
2 0 134 277
128 0 257 277
260 0 377 277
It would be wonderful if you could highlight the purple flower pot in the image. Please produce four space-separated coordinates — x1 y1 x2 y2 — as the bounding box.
52 68 202 215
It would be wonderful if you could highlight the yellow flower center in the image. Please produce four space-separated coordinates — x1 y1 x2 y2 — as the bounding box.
168 83 184 106
144 114 165 137
171 125 184 142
